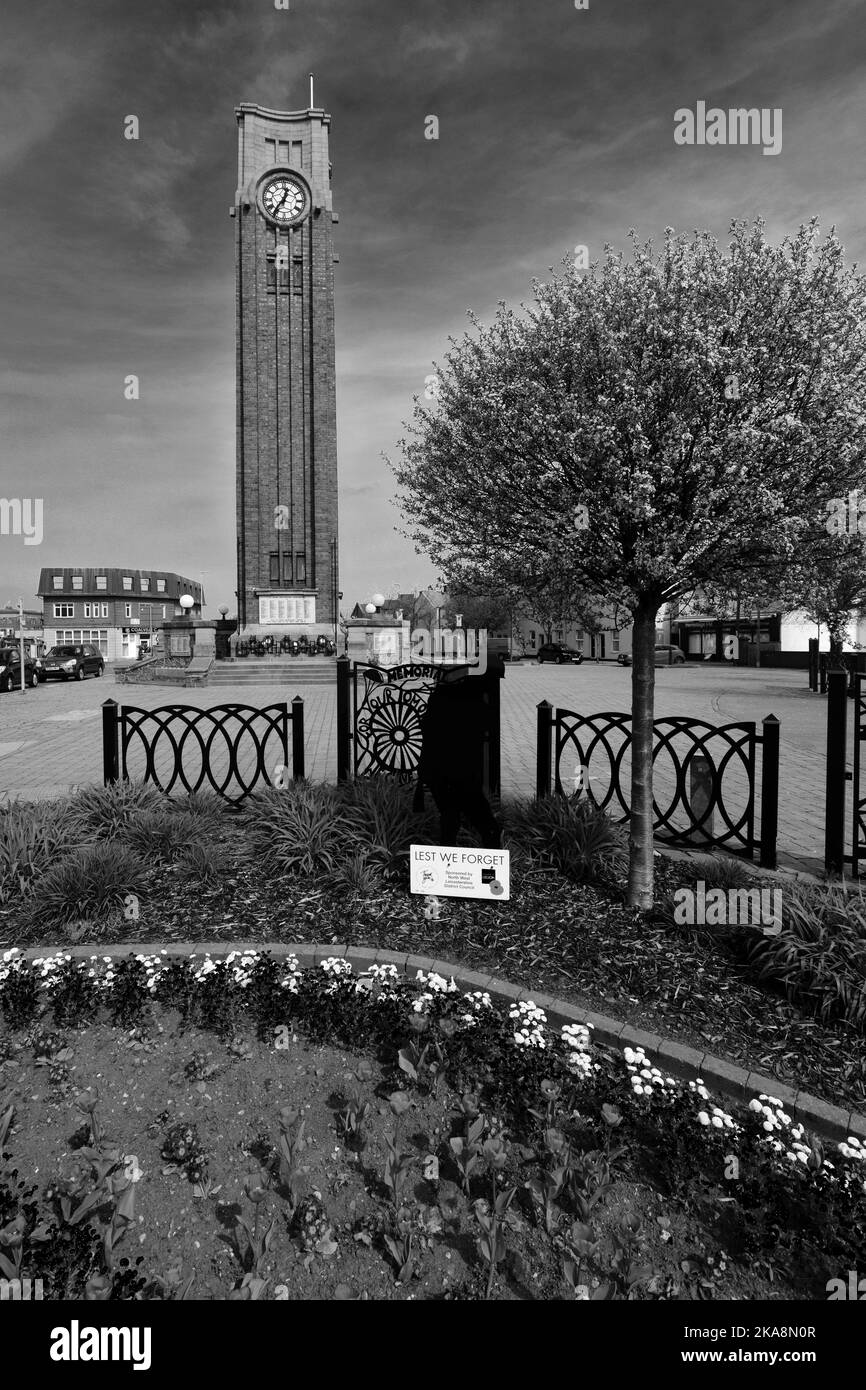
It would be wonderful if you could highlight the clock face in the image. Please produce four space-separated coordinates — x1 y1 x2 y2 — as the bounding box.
261 177 307 224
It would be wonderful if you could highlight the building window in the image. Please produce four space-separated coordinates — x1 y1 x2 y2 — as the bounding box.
269 552 280 584
574 630 584 646
123 577 132 591
84 603 93 618
96 576 107 590
529 630 536 647
157 580 165 593
53 603 74 618
125 602 132 619
282 553 292 585
291 140 303 167
612 632 620 653
53 575 63 589
141 577 150 591
161 606 166 619
295 553 306 585
101 603 108 619
72 575 83 590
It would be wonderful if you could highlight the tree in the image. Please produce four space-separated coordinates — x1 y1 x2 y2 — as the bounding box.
391 218 866 908
790 533 866 662
441 593 512 633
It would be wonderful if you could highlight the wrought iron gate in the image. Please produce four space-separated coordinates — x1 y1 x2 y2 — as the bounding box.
336 657 501 791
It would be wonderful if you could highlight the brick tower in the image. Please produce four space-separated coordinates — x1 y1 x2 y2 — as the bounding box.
232 99 339 635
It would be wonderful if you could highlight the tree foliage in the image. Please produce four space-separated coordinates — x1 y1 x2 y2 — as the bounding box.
390 218 866 906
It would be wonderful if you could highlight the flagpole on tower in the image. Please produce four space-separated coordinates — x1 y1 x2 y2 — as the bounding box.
309 73 314 108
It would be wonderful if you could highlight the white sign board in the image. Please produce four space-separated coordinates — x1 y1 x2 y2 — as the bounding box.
410 845 510 900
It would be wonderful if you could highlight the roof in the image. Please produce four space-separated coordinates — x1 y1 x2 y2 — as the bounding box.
37 569 204 601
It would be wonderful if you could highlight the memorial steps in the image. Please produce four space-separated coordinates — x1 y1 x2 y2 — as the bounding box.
206 656 336 686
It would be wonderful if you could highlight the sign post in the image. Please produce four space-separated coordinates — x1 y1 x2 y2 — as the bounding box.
17 597 25 691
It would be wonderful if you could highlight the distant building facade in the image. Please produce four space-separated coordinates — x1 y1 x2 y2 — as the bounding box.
37 569 204 661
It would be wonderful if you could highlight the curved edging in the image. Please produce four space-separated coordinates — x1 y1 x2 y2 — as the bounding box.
14 940 866 1146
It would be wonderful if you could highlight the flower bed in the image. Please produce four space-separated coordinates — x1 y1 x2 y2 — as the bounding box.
1 948 864 1300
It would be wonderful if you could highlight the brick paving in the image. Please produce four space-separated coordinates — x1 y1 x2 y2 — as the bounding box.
0 662 851 875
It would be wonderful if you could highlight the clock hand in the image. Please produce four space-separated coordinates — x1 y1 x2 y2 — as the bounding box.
274 189 289 211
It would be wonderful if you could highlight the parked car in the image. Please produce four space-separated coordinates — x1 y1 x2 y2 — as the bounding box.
536 643 584 665
654 645 686 665
0 648 41 691
618 646 687 666
40 643 105 681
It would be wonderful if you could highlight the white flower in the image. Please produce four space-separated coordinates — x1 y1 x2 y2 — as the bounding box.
697 1111 710 1126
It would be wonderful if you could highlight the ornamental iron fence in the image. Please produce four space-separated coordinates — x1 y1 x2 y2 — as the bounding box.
101 698 304 806
536 702 779 868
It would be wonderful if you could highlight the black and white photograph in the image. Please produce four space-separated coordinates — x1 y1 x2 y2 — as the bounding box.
1 0 865 1348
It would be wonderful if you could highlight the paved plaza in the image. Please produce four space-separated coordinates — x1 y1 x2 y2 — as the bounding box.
0 662 849 875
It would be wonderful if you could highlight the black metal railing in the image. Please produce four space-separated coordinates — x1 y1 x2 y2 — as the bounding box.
102 698 304 805
536 703 779 868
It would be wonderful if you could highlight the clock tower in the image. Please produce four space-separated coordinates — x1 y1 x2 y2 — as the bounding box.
232 100 339 635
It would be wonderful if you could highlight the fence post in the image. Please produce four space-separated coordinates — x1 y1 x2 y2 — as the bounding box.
102 699 119 785
536 701 553 800
759 714 779 870
484 664 502 798
291 696 305 781
825 670 848 875
336 656 351 783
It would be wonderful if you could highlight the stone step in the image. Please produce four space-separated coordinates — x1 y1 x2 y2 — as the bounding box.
207 659 336 686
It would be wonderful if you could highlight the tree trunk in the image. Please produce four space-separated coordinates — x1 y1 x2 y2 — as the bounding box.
627 601 658 910
754 606 761 668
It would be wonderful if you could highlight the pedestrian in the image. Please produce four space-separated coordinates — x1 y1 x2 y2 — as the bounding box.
415 663 501 849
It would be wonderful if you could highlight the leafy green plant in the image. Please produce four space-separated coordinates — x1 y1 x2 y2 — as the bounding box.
337 779 435 881
121 808 199 863
474 1184 518 1300
450 1112 486 1196
383 1129 414 1210
332 852 383 896
383 1231 414 1282
228 1173 275 1298
242 782 353 876
738 881 866 1031
160 1122 209 1184
67 781 163 840
502 795 627 884
26 843 147 929
0 799 78 905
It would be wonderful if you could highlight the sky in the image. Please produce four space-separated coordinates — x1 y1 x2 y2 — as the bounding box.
1 0 864 616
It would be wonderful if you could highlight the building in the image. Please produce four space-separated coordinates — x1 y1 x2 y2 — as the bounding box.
233 98 339 637
37 569 204 661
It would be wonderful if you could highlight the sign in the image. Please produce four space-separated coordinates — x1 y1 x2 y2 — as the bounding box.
259 595 316 624
410 845 510 900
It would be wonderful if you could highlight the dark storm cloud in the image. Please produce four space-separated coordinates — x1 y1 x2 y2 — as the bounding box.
1 0 864 610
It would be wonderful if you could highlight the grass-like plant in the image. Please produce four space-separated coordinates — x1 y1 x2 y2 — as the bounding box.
0 799 78 905
241 781 353 876
26 843 147 929
176 842 228 886
120 808 199 863
337 779 436 880
67 781 163 840
738 881 866 1032
502 794 628 884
